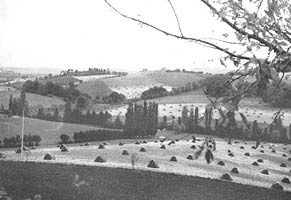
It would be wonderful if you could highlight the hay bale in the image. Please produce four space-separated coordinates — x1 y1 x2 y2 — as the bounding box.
228 152 234 157
61 146 68 152
98 144 105 149
168 140 175 145
282 154 287 157
260 150 264 153
103 142 108 145
257 159 264 163
44 153 55 160
139 147 146 152
170 156 177 162
31 146 36 150
272 149 276 153
271 183 284 191
252 162 259 166
84 142 90 146
228 150 231 153
231 167 239 174
261 145 264 148
281 177 290 184
251 146 256 149
175 139 179 142
154 141 158 143
244 152 250 156
288 158 291 162
221 173 232 181
94 156 106 163
261 169 269 175
135 141 140 145
240 146 244 149
217 161 225 166
122 150 129 155
80 144 84 146
280 163 286 167
142 140 147 144
190 145 196 149
119 142 124 146
187 155 193 160
16 148 21 153
160 145 166 149
234 141 240 144
147 160 159 168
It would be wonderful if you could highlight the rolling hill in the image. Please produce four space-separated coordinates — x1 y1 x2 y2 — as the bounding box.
0 90 64 109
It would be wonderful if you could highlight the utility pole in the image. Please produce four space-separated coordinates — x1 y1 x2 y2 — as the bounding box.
21 108 24 160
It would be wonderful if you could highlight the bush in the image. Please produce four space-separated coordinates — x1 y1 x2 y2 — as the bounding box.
141 86 168 100
60 134 71 144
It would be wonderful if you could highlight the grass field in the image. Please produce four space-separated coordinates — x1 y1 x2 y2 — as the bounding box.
0 115 107 145
76 79 113 97
1 133 291 199
148 71 205 87
0 90 64 109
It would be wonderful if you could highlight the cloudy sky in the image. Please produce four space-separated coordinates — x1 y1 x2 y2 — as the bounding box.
0 0 237 73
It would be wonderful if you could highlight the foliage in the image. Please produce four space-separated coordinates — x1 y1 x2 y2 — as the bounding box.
141 86 168 100
123 101 158 137
60 133 71 144
73 129 123 143
101 92 126 104
2 134 41 148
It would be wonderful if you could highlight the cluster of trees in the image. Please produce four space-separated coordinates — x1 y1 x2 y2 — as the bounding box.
141 86 168 100
23 80 83 102
123 101 158 137
2 134 41 148
72 129 124 143
96 92 126 104
140 82 200 101
164 105 290 143
8 90 29 116
34 106 61 122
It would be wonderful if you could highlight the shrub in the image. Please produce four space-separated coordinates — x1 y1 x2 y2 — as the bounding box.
122 150 129 155
170 156 177 162
217 161 225 166
281 177 290 184
231 167 239 174
271 183 283 191
261 169 269 175
44 153 55 160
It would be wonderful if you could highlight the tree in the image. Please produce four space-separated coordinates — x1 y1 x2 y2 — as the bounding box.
63 100 72 122
8 94 13 111
105 0 291 111
60 134 70 144
76 96 88 109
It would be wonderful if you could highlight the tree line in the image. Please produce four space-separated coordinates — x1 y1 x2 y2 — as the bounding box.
2 134 41 148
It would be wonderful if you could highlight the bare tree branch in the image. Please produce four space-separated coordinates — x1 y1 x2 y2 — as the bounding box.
104 0 251 60
167 0 184 37
200 0 282 54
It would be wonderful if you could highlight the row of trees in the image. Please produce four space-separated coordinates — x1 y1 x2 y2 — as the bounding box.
2 134 41 148
123 101 159 137
72 129 123 143
8 90 29 116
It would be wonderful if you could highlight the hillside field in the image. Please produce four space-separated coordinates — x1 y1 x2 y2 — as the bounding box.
1 133 291 199
0 90 64 109
0 115 108 145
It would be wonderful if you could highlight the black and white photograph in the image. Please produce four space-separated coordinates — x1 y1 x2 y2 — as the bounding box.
0 0 291 199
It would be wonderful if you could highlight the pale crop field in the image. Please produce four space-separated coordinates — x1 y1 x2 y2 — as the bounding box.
3 133 291 192
73 75 117 82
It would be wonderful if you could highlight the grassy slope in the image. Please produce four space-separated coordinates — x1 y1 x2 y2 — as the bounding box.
0 115 105 145
0 90 64 109
103 73 159 88
0 161 290 200
147 71 205 87
77 79 112 97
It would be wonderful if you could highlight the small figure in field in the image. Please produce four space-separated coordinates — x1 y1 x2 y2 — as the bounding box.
205 136 209 147
192 136 196 143
255 138 261 149
212 139 216 151
205 149 214 164
227 137 232 145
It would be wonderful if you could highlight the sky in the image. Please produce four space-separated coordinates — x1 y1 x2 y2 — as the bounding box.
0 0 238 73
